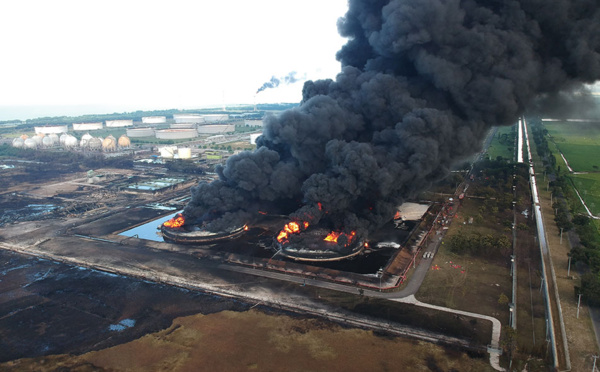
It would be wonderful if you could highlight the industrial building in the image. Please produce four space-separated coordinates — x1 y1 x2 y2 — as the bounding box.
106 120 133 127
34 125 69 134
155 129 198 140
142 116 166 124
73 122 103 131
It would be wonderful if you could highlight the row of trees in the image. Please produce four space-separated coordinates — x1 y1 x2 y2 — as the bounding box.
530 119 600 305
448 232 512 259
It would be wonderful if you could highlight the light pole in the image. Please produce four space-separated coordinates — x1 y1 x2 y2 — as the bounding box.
567 256 572 277
560 227 564 245
577 293 583 319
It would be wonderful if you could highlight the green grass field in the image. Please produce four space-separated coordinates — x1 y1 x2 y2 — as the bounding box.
544 121 600 172
486 125 516 161
569 173 600 215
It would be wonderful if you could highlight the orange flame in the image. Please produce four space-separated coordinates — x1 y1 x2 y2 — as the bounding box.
164 213 185 228
258 211 267 215
276 221 309 243
394 211 401 220
323 230 357 246
317 202 322 211
244 225 249 231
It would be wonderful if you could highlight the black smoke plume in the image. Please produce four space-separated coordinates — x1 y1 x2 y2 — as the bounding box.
256 72 304 94
186 0 600 239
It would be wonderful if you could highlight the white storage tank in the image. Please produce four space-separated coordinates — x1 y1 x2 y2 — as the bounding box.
73 122 103 131
141 116 166 124
250 133 262 145
35 125 69 134
12 137 24 148
155 129 198 140
178 147 192 159
42 136 54 147
24 138 37 149
201 114 229 123
106 119 133 127
159 146 177 158
64 135 78 148
32 135 43 146
48 133 59 145
20 134 29 140
59 133 69 145
126 127 155 137
80 133 93 147
197 124 235 134
173 114 204 123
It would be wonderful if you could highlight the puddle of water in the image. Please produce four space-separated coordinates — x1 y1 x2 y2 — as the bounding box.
118 211 181 242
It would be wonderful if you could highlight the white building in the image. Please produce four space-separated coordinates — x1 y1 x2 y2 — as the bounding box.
34 125 69 134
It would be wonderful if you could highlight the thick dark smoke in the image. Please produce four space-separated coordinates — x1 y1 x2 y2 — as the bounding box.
256 72 304 94
186 0 600 240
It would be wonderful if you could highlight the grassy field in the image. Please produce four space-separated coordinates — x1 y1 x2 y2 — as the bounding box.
569 173 600 215
544 121 600 172
1 309 496 372
486 125 516 161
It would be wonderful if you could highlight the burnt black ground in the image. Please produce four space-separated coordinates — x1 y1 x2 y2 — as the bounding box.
0 250 249 362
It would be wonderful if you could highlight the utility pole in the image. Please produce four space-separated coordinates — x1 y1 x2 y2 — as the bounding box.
577 293 583 319
560 228 564 245
568 256 572 277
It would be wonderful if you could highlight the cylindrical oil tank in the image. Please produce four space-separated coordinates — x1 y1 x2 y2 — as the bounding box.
197 124 235 134
59 133 68 145
32 136 43 146
141 116 166 124
105 119 133 127
155 129 198 140
159 146 177 158
88 137 102 150
73 122 103 131
102 136 117 151
118 135 131 147
24 138 37 148
201 114 229 123
170 123 196 129
20 134 29 140
12 137 24 148
34 125 69 134
178 147 192 159
126 127 155 137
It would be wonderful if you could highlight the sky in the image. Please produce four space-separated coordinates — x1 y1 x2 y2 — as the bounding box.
0 0 349 120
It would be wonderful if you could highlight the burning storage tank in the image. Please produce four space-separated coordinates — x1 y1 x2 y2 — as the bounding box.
118 135 131 148
126 127 155 138
273 220 364 262
102 135 117 151
141 116 166 124
12 137 24 148
106 119 133 127
34 125 69 134
73 122 103 131
160 213 247 244
155 129 198 140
